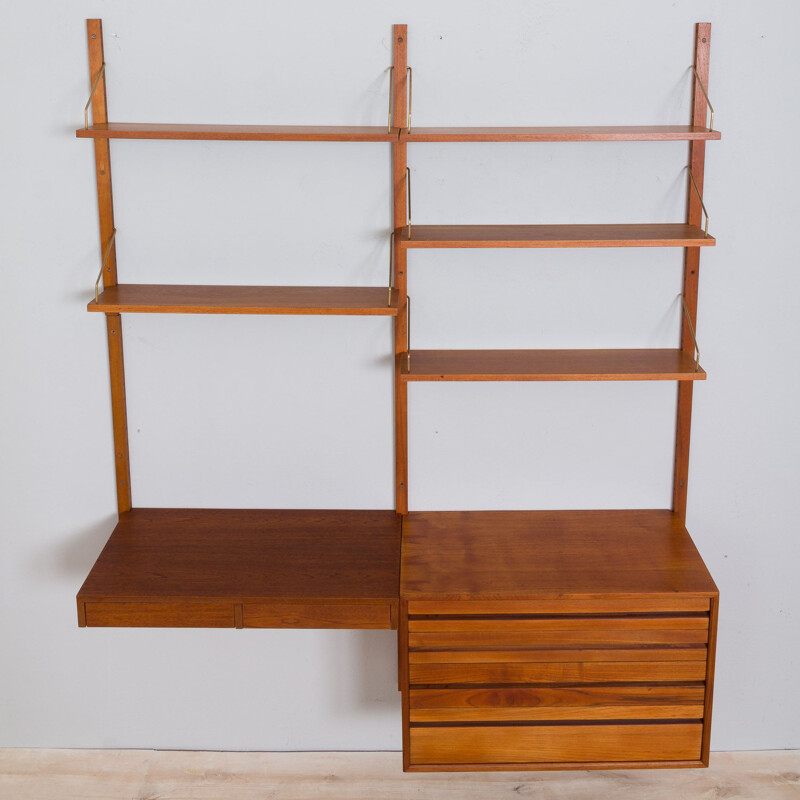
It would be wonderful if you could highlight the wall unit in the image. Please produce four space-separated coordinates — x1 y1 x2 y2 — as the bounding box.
77 20 719 771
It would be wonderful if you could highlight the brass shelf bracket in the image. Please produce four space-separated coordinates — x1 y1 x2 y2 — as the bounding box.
406 295 411 371
94 227 117 302
406 167 412 237
686 167 710 237
387 66 394 133
84 62 106 129
406 66 413 131
680 294 701 372
388 231 395 307
690 65 715 131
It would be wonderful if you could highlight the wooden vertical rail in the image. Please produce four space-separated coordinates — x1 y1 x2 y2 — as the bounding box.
393 25 409 515
673 23 711 521
399 599 411 771
701 593 720 765
88 19 132 514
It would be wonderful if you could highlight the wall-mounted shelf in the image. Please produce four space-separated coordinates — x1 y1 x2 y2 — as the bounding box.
401 125 721 142
78 509 401 629
77 19 719 774
400 349 706 381
397 224 715 248
78 125 723 145
89 285 399 315
77 123 401 141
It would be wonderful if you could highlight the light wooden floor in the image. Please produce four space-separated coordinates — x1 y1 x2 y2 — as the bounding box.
1 749 798 800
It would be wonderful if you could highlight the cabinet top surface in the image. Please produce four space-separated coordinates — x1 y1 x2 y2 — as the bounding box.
401 510 718 600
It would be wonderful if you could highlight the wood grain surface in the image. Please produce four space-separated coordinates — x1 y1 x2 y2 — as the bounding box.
674 22 713 521
410 704 705 723
408 660 708 684
401 510 718 600
408 647 707 663
77 509 401 628
86 20 132 514
243 602 391 629
400 349 706 381
410 685 706 710
77 123 400 141
397 224 715 248
409 723 703 766
392 25 409 515
409 628 708 647
407 598 710 614
402 126 721 142
89 285 399 315
408 615 710 631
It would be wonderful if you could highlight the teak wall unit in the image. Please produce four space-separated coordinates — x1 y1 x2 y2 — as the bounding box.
77 20 719 771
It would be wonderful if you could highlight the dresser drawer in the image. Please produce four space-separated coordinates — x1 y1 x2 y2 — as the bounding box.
409 685 706 723
409 658 707 684
408 615 709 648
407 598 710 615
409 723 703 768
403 601 713 769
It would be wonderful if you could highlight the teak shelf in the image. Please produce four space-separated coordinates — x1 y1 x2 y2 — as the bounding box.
397 224 715 248
77 123 721 143
77 123 400 141
90 285 399 315
77 509 401 629
400 125 721 142
77 19 719 773
400 349 706 381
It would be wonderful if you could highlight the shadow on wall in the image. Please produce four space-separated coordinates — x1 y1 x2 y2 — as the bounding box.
40 514 116 580
328 629 401 715
356 629 400 709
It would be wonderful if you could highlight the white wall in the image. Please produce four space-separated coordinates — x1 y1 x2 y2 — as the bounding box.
1 0 798 751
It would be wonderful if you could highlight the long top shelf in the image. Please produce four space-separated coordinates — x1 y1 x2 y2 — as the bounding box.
77 123 400 142
88 285 399 315
401 125 721 142
400 349 706 381
397 224 715 248
76 123 721 143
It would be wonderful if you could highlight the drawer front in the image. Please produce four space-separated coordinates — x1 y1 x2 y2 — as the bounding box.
404 602 712 769
409 646 707 663
409 659 707 684
409 685 706 723
409 723 703 767
407 598 710 615
82 601 235 627
243 602 393 629
408 615 709 648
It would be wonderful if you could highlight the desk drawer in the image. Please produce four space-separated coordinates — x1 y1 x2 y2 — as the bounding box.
243 602 393 629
